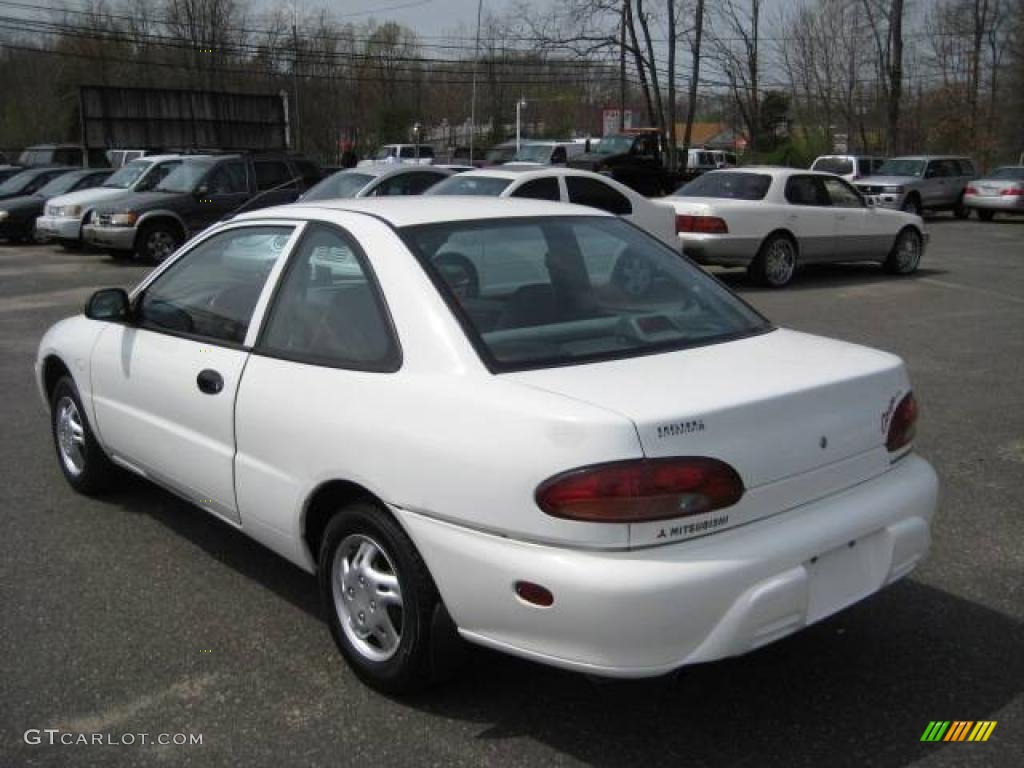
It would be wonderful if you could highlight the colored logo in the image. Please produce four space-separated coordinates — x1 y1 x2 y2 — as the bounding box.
921 721 997 742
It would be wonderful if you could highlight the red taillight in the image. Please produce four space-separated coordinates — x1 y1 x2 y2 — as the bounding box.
1000 186 1024 196
886 392 918 453
965 185 979 195
536 457 744 523
676 214 729 234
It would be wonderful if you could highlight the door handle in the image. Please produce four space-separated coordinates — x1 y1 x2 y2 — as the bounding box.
196 368 224 395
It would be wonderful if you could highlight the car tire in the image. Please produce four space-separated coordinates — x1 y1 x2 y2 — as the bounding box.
901 195 922 216
751 233 798 288
977 210 995 222
106 249 132 260
318 501 447 694
952 195 970 219
433 252 479 299
50 375 117 495
135 222 181 264
884 227 923 275
59 240 84 252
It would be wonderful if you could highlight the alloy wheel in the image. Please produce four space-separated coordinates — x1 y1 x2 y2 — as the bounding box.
55 396 86 477
764 239 796 286
147 230 177 262
895 230 921 273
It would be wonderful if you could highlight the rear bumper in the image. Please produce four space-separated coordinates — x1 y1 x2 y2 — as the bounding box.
964 194 1024 212
397 455 938 678
35 215 82 242
679 233 762 266
82 224 137 250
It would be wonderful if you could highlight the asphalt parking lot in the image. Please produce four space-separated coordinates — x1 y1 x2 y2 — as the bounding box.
1 216 1022 767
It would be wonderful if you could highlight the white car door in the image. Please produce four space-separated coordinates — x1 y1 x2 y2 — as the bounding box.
820 176 881 260
781 175 837 263
564 175 676 247
89 223 302 523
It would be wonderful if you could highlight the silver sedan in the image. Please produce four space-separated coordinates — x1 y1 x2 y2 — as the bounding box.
964 166 1024 221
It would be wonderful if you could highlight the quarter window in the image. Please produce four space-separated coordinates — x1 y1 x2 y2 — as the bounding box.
137 226 294 345
259 225 399 371
206 161 249 194
565 176 632 215
785 175 829 206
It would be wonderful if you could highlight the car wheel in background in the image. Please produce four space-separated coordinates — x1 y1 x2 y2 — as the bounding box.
751 234 798 288
952 195 970 219
977 210 995 222
901 195 922 216
136 222 181 263
50 375 117 494
612 250 656 297
318 501 448 694
884 227 923 275
59 241 84 252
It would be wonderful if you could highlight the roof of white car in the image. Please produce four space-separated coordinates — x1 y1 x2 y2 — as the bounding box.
708 166 837 179
335 164 450 179
450 166 606 180
237 196 612 228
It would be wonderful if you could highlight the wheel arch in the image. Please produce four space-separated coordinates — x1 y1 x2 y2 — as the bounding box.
759 227 799 255
41 354 73 403
302 479 388 569
134 211 187 246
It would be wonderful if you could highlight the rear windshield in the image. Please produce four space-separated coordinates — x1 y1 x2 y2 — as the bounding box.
426 176 512 196
811 157 854 175
673 171 772 200
401 216 769 371
37 172 86 197
302 172 374 201
989 167 1024 180
876 159 925 177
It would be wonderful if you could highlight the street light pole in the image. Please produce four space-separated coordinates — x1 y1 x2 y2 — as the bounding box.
469 0 483 164
516 96 526 154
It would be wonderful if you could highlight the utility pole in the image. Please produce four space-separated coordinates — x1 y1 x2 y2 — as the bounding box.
469 0 484 164
515 96 526 153
619 2 626 132
292 6 301 152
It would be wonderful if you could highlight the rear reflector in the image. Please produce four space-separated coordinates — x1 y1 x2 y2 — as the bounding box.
676 214 729 234
965 185 979 195
886 392 918 453
536 457 744 523
514 581 554 607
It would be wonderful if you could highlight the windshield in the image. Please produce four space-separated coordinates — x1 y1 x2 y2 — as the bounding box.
811 157 854 175
484 146 516 164
302 172 374 201
876 159 925 177
594 135 634 155
37 173 85 197
156 159 214 192
402 216 769 371
372 147 397 160
426 176 512 196
513 145 553 163
673 172 772 200
0 170 42 195
988 167 1024 181
103 160 151 189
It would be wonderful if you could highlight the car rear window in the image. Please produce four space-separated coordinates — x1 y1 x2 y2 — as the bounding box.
303 172 374 201
427 176 512 196
401 216 769 372
989 167 1024 180
673 171 772 200
811 157 854 175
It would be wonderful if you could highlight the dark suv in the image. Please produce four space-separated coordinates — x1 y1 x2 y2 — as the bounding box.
83 154 321 261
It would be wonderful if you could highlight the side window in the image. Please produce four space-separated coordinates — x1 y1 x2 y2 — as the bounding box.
785 175 829 206
511 176 561 201
137 226 294 344
259 225 399 370
254 160 292 191
925 161 951 179
206 161 249 194
551 146 567 164
566 176 632 215
26 172 62 194
372 172 445 196
74 173 106 191
137 161 180 192
956 159 976 177
822 177 864 208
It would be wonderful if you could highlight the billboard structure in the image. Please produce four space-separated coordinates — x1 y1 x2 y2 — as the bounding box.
79 86 290 152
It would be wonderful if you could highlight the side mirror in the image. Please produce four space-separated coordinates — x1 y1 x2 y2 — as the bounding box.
85 288 131 322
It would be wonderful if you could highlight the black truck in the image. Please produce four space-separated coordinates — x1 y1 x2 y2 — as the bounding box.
568 129 687 196
83 153 321 261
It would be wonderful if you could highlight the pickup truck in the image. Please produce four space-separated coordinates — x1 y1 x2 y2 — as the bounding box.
567 129 684 196
83 153 322 261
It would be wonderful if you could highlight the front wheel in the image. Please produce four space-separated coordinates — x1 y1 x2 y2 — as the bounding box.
50 375 117 494
884 227 923 275
319 502 446 694
750 234 797 288
135 222 181 263
901 195 922 216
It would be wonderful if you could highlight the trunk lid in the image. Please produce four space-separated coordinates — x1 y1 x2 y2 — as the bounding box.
507 328 911 544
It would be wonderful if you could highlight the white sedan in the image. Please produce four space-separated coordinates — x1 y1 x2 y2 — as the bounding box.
663 167 927 287
37 198 937 693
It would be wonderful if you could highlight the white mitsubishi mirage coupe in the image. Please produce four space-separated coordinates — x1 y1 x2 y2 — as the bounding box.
36 197 938 693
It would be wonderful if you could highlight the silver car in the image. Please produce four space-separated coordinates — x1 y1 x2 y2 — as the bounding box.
855 156 976 217
300 165 452 202
964 166 1024 221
